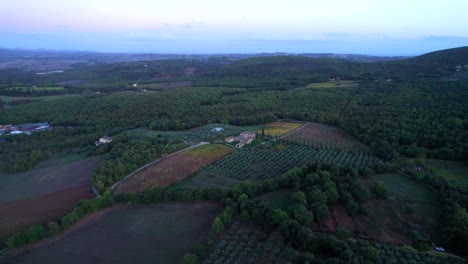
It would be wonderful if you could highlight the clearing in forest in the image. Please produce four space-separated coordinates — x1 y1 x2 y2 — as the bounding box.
307 80 358 89
114 144 234 194
426 159 468 191
283 122 368 151
355 173 439 245
3 203 221 264
255 122 303 137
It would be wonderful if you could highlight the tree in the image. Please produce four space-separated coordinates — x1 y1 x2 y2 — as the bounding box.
212 217 224 235
374 181 387 198
311 202 329 222
183 253 198 264
47 221 61 235
290 191 307 206
335 226 350 239
272 209 289 225
289 205 313 226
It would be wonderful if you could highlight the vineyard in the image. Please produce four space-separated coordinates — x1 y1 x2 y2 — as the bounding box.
283 122 368 151
114 144 234 194
193 144 379 184
203 220 295 264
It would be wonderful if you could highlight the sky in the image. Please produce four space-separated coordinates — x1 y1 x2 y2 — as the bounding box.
1 0 467 55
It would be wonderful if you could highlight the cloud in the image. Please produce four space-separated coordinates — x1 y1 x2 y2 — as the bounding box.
181 20 204 29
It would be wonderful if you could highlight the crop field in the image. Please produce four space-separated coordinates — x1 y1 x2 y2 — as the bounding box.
307 80 358 89
115 144 234 194
0 185 91 241
255 122 303 137
283 122 368 151
0 155 102 241
426 159 468 191
0 155 102 201
3 203 222 264
202 220 295 264
131 124 246 143
185 144 378 188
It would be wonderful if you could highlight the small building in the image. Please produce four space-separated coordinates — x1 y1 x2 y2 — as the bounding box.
456 65 462 72
225 136 235 143
99 136 113 144
10 130 23 135
212 127 224 133
132 83 138 87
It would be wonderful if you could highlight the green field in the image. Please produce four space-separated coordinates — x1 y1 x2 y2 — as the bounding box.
254 190 291 211
373 173 434 203
307 80 358 88
131 124 246 143
7 86 65 91
426 159 468 191
0 94 80 103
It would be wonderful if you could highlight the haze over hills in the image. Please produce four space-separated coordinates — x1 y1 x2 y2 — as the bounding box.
0 47 411 72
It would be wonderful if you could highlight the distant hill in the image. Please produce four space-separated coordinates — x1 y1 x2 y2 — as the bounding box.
372 46 468 78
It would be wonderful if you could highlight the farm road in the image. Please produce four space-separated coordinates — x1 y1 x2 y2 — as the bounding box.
110 142 210 190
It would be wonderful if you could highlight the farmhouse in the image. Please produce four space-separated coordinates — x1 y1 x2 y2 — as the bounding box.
226 131 257 148
96 136 113 146
99 136 113 144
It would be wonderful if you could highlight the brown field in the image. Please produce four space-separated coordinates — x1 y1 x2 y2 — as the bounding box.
283 122 367 151
0 185 91 241
2 203 221 264
354 200 411 245
333 205 358 234
256 121 303 137
0 156 102 241
115 144 234 194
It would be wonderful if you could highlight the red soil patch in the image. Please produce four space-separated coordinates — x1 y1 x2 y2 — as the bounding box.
333 205 357 234
354 200 411 245
0 184 91 241
115 144 233 194
284 122 367 151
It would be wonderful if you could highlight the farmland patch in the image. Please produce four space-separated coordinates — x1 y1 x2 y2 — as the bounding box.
283 122 368 151
0 155 102 201
115 144 234 194
255 121 303 137
3 203 222 264
185 144 378 188
426 159 468 191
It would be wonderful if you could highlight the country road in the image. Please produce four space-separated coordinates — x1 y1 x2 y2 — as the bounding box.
110 142 210 191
